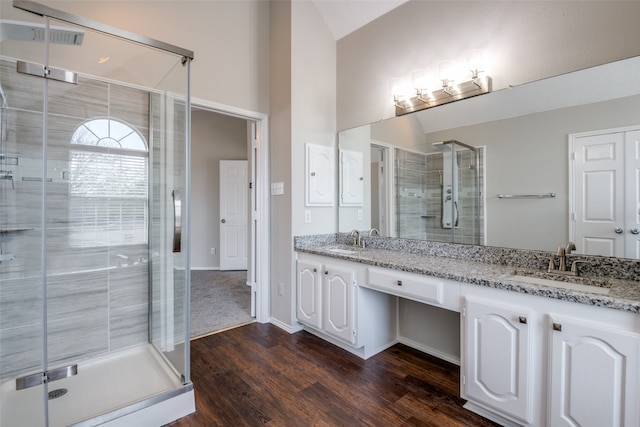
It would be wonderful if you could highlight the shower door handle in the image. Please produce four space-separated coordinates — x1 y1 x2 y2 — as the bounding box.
454 201 459 227
172 190 182 253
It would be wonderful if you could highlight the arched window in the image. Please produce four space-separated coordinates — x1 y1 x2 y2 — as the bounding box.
69 118 148 247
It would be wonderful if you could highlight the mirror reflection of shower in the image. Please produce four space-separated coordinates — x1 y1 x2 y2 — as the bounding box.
433 142 459 229
395 140 484 244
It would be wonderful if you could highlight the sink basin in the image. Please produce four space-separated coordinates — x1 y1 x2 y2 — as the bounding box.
507 274 611 295
326 247 361 255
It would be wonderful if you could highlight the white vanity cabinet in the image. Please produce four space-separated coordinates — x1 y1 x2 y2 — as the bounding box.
322 262 356 344
462 296 535 426
461 284 640 427
295 253 397 358
548 314 640 427
295 258 356 344
296 260 322 329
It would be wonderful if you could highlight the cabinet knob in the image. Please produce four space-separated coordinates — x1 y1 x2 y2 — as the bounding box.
397 280 402 286
519 316 527 324
552 322 562 331
313 268 317 272
324 270 328 275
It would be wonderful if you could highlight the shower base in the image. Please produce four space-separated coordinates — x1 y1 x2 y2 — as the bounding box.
1 344 194 426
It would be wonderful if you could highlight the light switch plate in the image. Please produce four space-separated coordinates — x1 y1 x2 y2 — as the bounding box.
270 182 284 195
304 210 311 223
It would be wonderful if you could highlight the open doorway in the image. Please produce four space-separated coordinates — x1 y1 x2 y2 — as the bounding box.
189 103 269 337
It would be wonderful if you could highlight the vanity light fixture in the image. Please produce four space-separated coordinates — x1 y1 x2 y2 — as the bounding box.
393 58 492 116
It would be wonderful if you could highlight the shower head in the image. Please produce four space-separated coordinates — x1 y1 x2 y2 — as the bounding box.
0 19 84 46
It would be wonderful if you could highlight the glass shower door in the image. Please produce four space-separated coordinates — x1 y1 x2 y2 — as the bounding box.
148 59 190 382
0 6 48 426
42 16 190 425
449 142 482 245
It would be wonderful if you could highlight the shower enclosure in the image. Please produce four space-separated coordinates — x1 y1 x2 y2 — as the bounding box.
1 1 194 425
396 140 483 244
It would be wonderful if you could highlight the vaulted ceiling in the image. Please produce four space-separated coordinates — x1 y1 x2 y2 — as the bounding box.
311 0 409 40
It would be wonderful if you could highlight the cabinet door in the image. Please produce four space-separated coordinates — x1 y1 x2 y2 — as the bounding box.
463 297 533 424
305 143 334 206
296 260 322 329
340 149 364 206
549 314 640 427
323 263 356 344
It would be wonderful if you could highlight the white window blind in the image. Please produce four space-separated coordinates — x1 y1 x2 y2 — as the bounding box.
69 119 148 248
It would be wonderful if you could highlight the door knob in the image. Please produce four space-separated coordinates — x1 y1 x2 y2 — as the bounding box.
631 228 640 235
221 219 226 223
614 227 623 234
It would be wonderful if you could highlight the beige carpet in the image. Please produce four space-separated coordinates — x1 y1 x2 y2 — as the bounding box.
190 270 253 338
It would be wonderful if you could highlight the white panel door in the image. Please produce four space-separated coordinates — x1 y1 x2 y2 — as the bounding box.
549 314 640 427
463 296 533 424
220 160 248 270
572 132 624 256
624 130 640 258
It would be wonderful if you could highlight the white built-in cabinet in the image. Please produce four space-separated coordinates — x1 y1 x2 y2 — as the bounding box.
462 284 640 427
296 260 322 329
548 314 640 427
295 254 397 358
305 143 335 206
463 296 534 425
295 258 355 344
296 251 640 426
323 263 356 343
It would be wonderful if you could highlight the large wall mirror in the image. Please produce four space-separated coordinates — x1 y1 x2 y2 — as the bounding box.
338 56 640 259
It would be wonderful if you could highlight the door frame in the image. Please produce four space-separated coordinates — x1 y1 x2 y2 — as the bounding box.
568 124 640 257
191 97 270 323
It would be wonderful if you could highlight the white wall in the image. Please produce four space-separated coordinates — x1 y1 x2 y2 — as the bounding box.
14 0 270 113
190 110 248 270
337 1 640 130
268 0 336 328
268 0 294 326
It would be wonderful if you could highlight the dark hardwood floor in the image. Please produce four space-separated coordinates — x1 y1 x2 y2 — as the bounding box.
166 323 499 427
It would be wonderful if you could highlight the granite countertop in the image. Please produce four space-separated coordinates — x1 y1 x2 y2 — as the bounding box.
296 242 640 314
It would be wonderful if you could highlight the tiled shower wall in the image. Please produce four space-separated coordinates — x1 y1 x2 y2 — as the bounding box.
0 59 151 379
395 147 484 245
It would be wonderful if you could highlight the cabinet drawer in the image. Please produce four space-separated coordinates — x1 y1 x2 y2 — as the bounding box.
367 268 443 305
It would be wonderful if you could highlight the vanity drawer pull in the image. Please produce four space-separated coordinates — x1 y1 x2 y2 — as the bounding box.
519 316 527 324
397 280 402 286
552 322 562 331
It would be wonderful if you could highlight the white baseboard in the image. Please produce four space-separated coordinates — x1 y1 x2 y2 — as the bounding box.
463 401 524 427
397 335 461 366
270 317 304 334
190 266 220 271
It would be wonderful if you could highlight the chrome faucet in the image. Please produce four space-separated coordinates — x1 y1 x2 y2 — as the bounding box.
369 228 380 236
556 246 567 271
348 229 361 247
548 244 581 276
